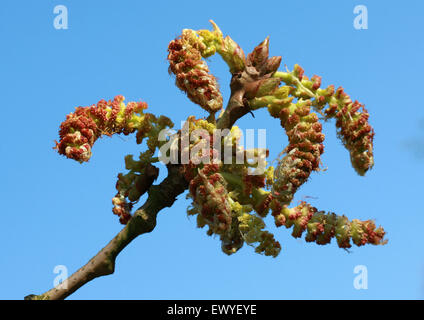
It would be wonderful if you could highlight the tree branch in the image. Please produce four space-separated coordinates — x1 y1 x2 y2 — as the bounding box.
216 72 249 130
25 165 188 300
26 88 248 300
26 37 277 300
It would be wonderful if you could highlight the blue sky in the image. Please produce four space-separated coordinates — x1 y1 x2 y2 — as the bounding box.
1 0 423 299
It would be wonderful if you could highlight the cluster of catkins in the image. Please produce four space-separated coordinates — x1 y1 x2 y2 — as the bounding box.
167 29 223 113
54 21 386 257
55 95 173 223
167 21 385 256
112 155 159 224
184 118 281 256
273 65 374 176
55 95 172 163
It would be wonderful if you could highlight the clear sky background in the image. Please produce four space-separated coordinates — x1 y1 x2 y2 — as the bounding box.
1 0 423 300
